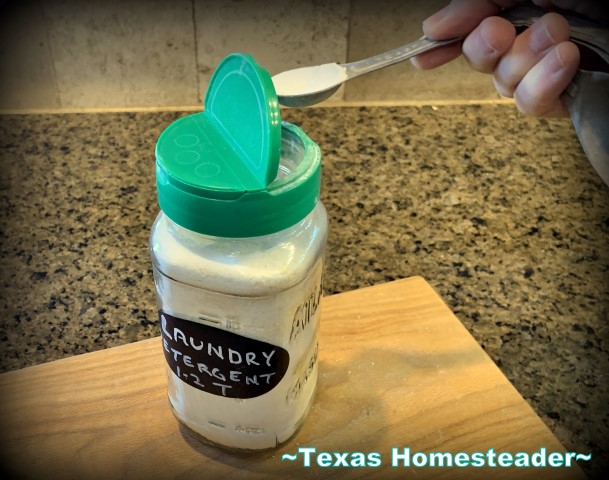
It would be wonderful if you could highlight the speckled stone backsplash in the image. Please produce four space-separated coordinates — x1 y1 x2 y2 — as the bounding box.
0 105 607 477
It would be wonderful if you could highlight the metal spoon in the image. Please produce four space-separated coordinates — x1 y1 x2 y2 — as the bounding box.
272 3 609 109
272 36 462 108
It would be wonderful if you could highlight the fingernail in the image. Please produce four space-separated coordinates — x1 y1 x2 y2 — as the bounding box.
544 46 567 75
479 26 498 56
529 24 553 54
529 16 558 54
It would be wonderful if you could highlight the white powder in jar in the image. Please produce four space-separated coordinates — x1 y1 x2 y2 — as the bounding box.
151 210 324 297
150 203 327 450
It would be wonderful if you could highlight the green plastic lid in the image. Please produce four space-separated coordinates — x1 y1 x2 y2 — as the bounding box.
155 53 321 238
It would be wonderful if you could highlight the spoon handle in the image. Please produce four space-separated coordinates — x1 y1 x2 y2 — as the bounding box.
342 36 463 80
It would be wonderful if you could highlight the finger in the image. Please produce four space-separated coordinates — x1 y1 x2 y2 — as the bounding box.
493 12 571 97
412 0 517 70
462 16 516 73
513 41 580 116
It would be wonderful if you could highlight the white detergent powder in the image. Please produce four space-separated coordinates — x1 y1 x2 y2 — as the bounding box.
273 63 347 97
150 205 327 450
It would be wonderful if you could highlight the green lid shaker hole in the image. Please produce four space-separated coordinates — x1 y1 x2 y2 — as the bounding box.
175 150 200 165
275 133 305 180
174 134 200 148
195 162 222 179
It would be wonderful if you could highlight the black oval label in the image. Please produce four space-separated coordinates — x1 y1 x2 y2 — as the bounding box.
160 311 290 399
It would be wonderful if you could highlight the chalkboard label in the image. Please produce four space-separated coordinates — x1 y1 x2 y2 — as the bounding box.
160 311 290 399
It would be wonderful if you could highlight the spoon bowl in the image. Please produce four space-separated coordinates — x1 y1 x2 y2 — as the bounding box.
277 84 341 108
272 38 460 108
272 63 348 107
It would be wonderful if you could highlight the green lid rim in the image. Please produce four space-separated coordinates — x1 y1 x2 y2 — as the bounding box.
156 122 321 238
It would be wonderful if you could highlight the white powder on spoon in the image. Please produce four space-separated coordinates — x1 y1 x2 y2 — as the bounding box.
272 63 347 97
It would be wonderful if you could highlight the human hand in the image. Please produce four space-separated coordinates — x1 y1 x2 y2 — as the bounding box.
411 0 591 117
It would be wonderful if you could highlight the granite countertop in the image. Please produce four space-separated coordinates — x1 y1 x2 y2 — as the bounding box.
1 105 608 478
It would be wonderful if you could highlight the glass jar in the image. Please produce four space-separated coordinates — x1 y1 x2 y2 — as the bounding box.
149 54 327 451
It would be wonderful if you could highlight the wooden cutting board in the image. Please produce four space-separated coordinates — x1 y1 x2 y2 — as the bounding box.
0 277 585 479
